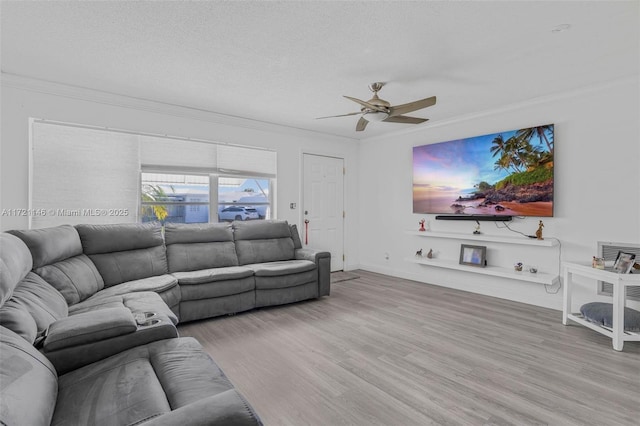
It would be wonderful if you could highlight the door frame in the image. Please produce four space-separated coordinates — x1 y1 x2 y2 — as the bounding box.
300 150 347 271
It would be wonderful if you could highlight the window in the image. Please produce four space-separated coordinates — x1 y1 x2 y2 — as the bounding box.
140 173 210 224
140 173 272 224
217 177 271 222
30 120 276 228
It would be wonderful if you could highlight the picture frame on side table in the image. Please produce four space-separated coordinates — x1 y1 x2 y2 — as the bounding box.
459 244 487 267
613 251 636 274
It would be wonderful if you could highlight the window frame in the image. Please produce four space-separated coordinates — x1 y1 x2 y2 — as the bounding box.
139 169 274 223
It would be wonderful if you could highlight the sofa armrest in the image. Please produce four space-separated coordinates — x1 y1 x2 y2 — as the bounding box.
139 389 262 426
43 307 136 352
44 311 178 374
295 248 331 297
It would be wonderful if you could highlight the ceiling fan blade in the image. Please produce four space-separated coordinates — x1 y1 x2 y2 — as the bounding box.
356 117 369 132
383 115 429 124
344 96 387 112
316 111 362 119
388 96 436 117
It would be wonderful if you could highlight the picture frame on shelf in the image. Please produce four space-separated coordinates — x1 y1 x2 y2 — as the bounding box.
613 251 636 274
459 244 487 268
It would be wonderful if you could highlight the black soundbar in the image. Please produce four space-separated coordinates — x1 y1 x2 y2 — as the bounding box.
435 215 512 221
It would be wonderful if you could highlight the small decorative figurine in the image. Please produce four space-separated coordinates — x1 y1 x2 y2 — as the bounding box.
592 256 605 269
416 249 423 257
427 249 433 259
419 219 426 232
514 262 523 272
473 220 481 235
535 220 544 240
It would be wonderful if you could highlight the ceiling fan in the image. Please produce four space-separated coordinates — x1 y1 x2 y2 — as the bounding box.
317 82 436 132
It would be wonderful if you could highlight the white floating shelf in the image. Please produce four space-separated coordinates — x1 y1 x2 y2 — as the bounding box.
406 230 559 247
405 256 560 286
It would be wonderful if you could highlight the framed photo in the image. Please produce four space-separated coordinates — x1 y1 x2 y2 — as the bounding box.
613 251 636 274
459 244 487 268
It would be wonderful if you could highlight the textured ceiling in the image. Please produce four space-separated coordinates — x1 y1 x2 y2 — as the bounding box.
1 1 638 140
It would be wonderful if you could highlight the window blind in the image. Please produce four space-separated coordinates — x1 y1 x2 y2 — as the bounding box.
31 121 139 228
139 135 218 174
30 120 276 228
217 144 276 177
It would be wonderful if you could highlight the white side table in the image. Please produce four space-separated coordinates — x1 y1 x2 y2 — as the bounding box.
562 262 640 351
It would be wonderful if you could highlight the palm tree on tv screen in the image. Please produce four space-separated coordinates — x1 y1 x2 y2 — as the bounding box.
516 125 554 153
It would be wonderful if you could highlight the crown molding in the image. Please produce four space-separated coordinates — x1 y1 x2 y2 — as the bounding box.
361 74 639 143
0 72 359 143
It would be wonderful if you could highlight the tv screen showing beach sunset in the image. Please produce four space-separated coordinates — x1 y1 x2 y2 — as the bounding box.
413 124 554 217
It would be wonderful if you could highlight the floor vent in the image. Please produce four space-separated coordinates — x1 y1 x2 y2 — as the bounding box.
597 241 640 300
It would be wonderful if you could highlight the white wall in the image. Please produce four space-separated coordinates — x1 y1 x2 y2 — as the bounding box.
0 75 361 269
2 74 639 311
357 77 640 310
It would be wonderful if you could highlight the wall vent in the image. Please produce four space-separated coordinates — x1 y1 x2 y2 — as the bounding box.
597 241 640 300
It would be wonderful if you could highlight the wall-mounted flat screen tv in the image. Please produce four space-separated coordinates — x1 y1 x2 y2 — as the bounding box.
413 124 554 217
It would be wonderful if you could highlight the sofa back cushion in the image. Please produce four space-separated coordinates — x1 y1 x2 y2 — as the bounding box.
0 233 33 306
8 225 104 305
164 223 239 272
76 223 168 287
35 255 104 306
0 326 58 426
0 272 69 345
7 225 81 268
233 220 295 265
0 233 69 344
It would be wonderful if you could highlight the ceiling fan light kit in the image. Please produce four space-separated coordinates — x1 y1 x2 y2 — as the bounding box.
318 82 436 132
363 111 389 122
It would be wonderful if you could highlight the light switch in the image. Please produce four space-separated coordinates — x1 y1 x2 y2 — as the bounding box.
290 203 296 209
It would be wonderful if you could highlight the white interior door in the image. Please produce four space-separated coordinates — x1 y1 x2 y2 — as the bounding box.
303 154 344 272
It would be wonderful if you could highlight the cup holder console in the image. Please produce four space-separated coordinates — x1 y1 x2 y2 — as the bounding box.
135 312 160 327
138 318 161 327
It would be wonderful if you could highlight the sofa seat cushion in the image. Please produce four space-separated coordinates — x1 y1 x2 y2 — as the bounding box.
0 326 58 426
51 337 260 426
69 291 178 325
249 260 316 277
181 277 256 302
173 266 254 285
174 267 256 300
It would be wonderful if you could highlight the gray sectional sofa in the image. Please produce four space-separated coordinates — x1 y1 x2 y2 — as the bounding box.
0 219 331 425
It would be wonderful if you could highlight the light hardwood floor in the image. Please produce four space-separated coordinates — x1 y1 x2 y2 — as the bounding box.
178 270 640 426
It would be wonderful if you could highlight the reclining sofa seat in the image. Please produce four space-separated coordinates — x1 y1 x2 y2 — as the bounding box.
0 230 178 374
232 220 329 307
0 325 262 426
164 223 256 322
75 222 181 316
